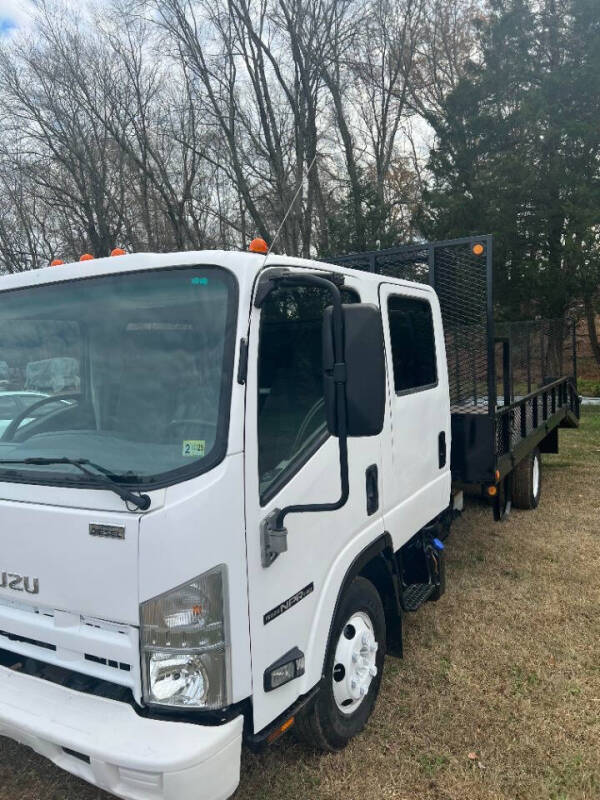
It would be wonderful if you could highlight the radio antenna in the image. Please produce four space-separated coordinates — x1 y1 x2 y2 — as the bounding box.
263 153 318 265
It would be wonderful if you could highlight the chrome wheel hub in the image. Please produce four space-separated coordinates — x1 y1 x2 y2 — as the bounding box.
332 611 378 715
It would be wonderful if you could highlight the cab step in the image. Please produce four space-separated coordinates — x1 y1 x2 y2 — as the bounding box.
401 582 437 612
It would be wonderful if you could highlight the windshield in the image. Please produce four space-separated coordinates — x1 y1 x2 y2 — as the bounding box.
0 266 236 488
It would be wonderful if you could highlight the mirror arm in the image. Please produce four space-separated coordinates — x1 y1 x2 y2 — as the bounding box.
261 274 349 567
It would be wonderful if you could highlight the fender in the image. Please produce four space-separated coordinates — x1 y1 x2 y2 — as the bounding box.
298 529 402 699
325 532 403 659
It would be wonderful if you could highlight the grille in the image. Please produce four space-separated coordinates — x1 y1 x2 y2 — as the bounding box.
0 646 133 704
0 598 139 700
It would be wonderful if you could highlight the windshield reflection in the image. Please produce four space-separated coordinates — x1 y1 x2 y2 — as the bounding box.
0 266 236 486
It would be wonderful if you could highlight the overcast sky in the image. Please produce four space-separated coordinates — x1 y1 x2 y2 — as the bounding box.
0 0 35 35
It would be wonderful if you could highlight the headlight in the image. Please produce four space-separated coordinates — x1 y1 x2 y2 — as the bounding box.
140 565 231 709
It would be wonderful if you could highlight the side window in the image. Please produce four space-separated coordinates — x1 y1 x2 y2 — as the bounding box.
0 396 20 418
388 295 437 393
258 284 358 501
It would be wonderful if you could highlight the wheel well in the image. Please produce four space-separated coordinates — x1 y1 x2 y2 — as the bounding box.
323 534 403 678
358 542 403 657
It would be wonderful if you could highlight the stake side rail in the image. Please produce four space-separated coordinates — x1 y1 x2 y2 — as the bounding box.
493 376 580 481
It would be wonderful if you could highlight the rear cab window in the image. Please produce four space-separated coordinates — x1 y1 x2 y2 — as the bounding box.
387 295 437 394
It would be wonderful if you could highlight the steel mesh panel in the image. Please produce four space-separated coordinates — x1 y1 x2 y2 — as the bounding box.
512 408 523 448
374 248 431 283
495 319 576 402
496 417 507 455
430 244 490 412
334 239 492 413
526 400 534 435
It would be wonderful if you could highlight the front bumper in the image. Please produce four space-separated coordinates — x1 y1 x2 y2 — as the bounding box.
0 664 243 800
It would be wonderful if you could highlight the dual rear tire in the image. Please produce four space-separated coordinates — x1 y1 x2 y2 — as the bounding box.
512 447 542 510
494 447 542 519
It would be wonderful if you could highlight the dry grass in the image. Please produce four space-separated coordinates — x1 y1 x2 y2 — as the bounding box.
1 409 598 800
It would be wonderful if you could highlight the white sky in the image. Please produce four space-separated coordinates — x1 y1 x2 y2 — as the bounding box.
0 0 35 33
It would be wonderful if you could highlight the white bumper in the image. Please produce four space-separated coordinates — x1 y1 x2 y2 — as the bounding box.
0 665 243 800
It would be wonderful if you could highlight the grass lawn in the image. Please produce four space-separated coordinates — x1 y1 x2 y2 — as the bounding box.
0 408 598 800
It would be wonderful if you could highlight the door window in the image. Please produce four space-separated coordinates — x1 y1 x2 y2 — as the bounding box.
387 295 437 393
0 396 19 418
257 284 357 502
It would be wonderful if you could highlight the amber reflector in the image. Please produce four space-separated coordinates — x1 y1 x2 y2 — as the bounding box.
472 243 485 256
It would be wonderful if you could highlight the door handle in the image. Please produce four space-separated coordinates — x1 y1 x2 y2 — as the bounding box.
438 432 446 468
366 465 379 516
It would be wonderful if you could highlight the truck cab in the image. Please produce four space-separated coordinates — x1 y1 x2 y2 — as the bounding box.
0 250 451 800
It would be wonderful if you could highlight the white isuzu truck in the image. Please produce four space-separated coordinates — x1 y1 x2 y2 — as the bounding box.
0 238 579 799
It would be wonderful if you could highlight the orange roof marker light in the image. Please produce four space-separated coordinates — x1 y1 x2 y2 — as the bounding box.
111 248 126 257
50 259 64 267
472 242 485 256
249 237 268 254
80 253 94 262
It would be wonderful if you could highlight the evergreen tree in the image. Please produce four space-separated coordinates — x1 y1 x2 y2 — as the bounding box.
420 0 600 351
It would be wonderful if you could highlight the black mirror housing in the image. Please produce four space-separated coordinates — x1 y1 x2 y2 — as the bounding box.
323 303 386 437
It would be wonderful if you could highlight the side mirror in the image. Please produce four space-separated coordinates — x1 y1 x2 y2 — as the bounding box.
323 303 386 437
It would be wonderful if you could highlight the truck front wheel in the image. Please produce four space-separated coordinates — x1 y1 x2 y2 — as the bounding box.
512 447 542 509
295 576 386 752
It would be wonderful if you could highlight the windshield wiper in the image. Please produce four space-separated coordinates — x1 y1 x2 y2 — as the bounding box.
0 457 151 510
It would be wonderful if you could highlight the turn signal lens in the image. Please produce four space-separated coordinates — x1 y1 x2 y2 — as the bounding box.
487 485 498 497
264 647 305 692
266 716 295 744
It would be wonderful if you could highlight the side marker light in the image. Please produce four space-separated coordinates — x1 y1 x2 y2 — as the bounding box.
249 237 269 254
264 647 305 692
266 716 295 745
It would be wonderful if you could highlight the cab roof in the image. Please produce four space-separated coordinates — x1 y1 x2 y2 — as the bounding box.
0 249 432 297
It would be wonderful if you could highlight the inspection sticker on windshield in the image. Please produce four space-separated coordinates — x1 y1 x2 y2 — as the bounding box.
182 440 205 458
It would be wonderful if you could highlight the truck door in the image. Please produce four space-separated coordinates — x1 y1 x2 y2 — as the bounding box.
244 275 384 732
378 283 451 548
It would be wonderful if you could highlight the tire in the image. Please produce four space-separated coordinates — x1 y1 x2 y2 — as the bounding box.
493 474 512 521
295 576 386 752
512 447 542 509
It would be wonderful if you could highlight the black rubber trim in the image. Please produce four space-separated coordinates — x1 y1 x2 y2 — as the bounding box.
245 683 321 752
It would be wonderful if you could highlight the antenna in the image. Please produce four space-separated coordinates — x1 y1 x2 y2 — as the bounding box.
262 153 318 265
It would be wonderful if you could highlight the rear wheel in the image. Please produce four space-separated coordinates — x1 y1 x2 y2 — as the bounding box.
493 475 512 521
512 447 542 509
295 576 386 752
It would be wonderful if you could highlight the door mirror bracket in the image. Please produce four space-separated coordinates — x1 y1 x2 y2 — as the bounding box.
261 509 289 567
